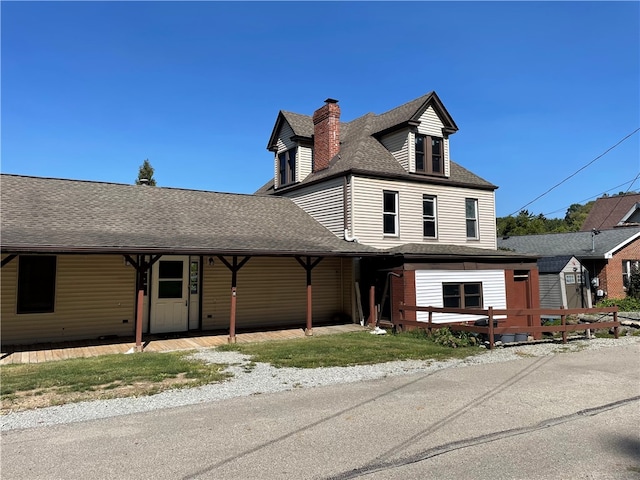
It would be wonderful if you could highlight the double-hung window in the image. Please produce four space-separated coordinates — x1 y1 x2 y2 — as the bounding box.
443 282 483 309
383 190 399 236
278 147 297 186
622 260 640 288
17 256 57 314
465 198 479 239
423 195 437 238
415 134 444 175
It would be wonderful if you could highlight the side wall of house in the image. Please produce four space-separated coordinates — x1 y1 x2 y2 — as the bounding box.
351 176 496 249
282 177 345 237
605 238 640 298
1 254 136 345
273 122 313 187
415 106 451 177
380 130 410 171
200 257 353 330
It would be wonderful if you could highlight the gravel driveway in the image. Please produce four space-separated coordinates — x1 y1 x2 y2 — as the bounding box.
2 335 639 432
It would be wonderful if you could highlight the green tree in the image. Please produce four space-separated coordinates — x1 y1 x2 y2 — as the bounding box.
135 159 157 186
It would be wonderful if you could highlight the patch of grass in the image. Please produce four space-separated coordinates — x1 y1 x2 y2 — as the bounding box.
217 331 481 368
1 351 230 412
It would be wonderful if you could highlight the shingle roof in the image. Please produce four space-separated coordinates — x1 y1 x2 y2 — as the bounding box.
0 174 378 256
537 255 577 273
387 243 534 259
497 227 640 259
258 92 494 195
580 194 640 231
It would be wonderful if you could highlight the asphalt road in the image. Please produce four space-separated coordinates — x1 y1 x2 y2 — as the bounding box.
2 343 639 480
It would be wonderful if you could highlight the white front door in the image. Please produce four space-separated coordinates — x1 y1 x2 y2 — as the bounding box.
150 256 189 333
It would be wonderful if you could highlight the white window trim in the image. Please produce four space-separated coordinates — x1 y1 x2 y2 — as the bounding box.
423 195 438 239
465 198 479 240
383 190 399 237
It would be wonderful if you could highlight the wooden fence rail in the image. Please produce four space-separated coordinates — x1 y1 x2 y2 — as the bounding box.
397 304 619 350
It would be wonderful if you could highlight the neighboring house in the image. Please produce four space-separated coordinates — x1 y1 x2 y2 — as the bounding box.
1 92 539 346
498 227 640 301
580 193 640 231
537 256 592 311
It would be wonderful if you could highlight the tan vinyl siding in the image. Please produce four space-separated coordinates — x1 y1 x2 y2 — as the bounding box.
274 122 311 186
282 177 345 237
1 255 136 345
380 129 410 171
352 176 496 249
297 145 313 182
416 106 450 176
274 121 296 189
200 257 353 331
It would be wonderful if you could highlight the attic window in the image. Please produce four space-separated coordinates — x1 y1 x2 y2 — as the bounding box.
278 147 297 187
415 134 443 175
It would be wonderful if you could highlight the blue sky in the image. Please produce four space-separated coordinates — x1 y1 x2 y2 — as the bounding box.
2 1 639 218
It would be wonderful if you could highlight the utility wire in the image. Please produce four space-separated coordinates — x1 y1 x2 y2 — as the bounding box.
542 177 639 216
508 128 640 216
595 171 640 231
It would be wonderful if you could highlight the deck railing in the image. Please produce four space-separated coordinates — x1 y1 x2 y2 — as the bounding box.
397 304 620 350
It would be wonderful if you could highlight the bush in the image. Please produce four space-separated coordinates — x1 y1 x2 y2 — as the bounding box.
428 327 477 348
596 297 640 312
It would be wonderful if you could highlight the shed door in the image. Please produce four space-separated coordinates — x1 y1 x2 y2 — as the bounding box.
150 256 189 333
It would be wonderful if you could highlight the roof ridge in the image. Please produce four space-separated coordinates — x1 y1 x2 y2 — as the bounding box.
0 173 292 200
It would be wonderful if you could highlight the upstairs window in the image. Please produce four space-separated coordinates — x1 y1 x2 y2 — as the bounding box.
465 198 479 239
383 190 399 236
278 147 297 186
423 195 437 238
415 134 443 175
17 256 56 314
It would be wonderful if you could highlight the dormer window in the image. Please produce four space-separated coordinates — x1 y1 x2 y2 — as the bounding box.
415 134 443 175
278 147 297 186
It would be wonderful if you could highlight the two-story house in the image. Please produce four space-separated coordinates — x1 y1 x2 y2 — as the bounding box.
259 92 539 326
1 92 539 347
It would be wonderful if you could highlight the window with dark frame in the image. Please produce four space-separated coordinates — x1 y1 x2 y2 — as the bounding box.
442 282 483 309
383 190 398 236
278 147 297 186
415 134 443 175
17 256 56 314
465 198 478 239
423 195 437 238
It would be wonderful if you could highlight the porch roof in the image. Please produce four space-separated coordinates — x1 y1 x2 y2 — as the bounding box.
0 174 379 257
386 243 537 260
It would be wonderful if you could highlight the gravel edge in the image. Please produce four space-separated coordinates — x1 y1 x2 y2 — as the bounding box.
2 336 639 432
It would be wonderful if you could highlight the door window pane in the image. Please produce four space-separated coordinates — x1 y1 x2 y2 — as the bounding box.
158 280 183 299
159 261 183 279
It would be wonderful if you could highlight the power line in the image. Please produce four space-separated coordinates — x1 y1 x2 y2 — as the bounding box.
595 171 640 231
508 127 640 216
542 177 639 216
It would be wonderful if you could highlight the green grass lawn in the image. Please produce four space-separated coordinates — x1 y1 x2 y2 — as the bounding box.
1 351 229 412
217 330 482 368
1 329 483 412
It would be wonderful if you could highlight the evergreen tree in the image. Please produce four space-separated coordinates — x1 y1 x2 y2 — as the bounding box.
135 159 157 186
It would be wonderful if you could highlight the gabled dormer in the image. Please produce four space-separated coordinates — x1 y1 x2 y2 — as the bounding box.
373 92 458 178
266 111 314 189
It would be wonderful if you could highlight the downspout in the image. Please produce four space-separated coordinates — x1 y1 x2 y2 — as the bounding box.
343 175 359 243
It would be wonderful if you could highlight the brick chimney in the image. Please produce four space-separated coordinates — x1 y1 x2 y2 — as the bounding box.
312 98 340 172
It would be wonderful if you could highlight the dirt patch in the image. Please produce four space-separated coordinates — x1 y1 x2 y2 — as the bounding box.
1 374 200 414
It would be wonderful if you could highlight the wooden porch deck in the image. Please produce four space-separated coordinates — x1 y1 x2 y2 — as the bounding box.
0 324 366 365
